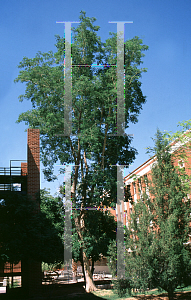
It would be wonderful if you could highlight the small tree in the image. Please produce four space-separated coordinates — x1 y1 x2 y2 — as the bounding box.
125 183 154 293
149 130 191 299
107 239 133 297
124 129 191 300
134 130 191 300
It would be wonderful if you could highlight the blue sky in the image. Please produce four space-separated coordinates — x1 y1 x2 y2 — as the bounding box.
0 0 191 196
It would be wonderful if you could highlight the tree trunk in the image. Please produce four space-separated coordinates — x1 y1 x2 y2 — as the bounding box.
168 289 174 300
74 214 97 292
72 259 77 283
80 249 86 283
82 260 86 283
83 251 97 292
91 259 95 276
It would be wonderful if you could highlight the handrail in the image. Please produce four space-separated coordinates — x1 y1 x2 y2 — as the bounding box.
0 161 27 191
0 167 22 176
0 184 11 191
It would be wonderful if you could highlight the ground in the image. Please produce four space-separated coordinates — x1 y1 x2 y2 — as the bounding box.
93 289 191 300
0 282 191 299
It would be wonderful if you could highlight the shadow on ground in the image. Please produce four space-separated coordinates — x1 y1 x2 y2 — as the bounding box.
0 283 191 300
0 281 111 300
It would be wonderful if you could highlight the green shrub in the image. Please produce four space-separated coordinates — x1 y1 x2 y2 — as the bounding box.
113 278 131 297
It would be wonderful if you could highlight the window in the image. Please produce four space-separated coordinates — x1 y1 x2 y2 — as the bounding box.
144 175 149 196
125 185 132 202
12 183 21 191
138 178 142 196
133 182 136 195
133 182 137 203
178 160 185 168
184 194 190 202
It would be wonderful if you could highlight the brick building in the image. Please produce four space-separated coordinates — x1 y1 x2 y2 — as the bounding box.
0 129 41 296
113 130 191 239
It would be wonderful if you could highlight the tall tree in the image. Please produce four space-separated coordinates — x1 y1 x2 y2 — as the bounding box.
15 11 148 292
125 130 191 300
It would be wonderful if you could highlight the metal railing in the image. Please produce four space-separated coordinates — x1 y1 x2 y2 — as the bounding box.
0 160 26 191
0 183 12 191
0 183 22 191
0 167 21 176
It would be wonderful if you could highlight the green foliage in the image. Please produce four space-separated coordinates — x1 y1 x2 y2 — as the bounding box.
82 210 116 258
125 189 154 292
72 209 117 267
107 239 117 277
148 130 191 298
40 188 64 240
0 189 64 265
107 241 132 297
40 188 65 264
42 261 64 272
41 188 117 269
0 191 40 263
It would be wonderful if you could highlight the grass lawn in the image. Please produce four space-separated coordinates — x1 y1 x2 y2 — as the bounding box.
62 285 191 300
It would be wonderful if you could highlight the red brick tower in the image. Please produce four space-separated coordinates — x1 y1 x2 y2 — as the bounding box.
22 129 42 296
27 128 40 201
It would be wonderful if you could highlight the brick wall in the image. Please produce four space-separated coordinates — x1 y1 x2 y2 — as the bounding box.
27 129 40 202
21 162 27 176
